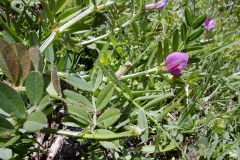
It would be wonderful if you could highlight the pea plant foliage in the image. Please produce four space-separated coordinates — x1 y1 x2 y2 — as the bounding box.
0 0 240 159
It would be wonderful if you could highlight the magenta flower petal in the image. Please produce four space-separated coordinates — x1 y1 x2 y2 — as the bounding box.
204 18 216 31
207 19 216 30
166 52 189 76
155 0 168 10
204 18 211 26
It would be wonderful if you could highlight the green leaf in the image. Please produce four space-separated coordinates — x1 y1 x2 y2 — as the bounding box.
98 62 123 88
197 136 208 150
96 83 115 110
138 109 148 142
28 31 39 46
0 82 26 119
206 133 218 159
181 22 187 41
193 15 207 29
66 105 91 125
0 116 14 138
181 46 203 52
91 67 102 91
0 40 19 85
97 108 120 128
37 95 50 112
138 142 181 153
143 93 173 109
172 29 179 52
39 0 54 25
23 111 46 132
109 35 124 57
64 90 94 110
55 0 72 14
0 148 12 160
93 129 119 149
45 43 55 64
157 41 163 65
186 28 204 43
28 46 43 72
65 75 93 91
163 38 169 56
25 71 44 105
3 135 21 147
57 7 82 24
62 116 88 128
184 7 193 27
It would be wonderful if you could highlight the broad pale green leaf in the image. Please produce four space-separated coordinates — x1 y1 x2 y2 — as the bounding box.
45 43 54 64
25 71 44 105
0 148 12 160
64 90 94 110
91 67 103 91
0 116 14 138
28 31 39 46
197 136 208 149
65 75 93 91
184 7 193 27
23 111 46 132
0 82 26 119
0 40 19 85
186 28 204 43
37 95 50 111
3 135 21 147
172 29 179 52
96 83 115 110
62 116 88 128
138 109 148 142
97 108 120 128
66 105 91 125
93 129 119 149
193 15 207 29
143 93 173 109
55 0 72 14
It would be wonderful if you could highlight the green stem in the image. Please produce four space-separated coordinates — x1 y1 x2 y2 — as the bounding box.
41 128 79 137
39 1 115 53
40 128 134 140
0 18 23 43
81 131 134 140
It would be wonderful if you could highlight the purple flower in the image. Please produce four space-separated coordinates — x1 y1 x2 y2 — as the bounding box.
166 52 189 76
204 18 216 31
155 0 168 10
143 0 167 10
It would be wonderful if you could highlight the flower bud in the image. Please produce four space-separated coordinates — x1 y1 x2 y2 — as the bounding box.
166 52 189 76
143 0 167 11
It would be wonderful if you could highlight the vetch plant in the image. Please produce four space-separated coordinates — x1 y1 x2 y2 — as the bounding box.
203 18 216 31
143 0 168 10
166 52 189 76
